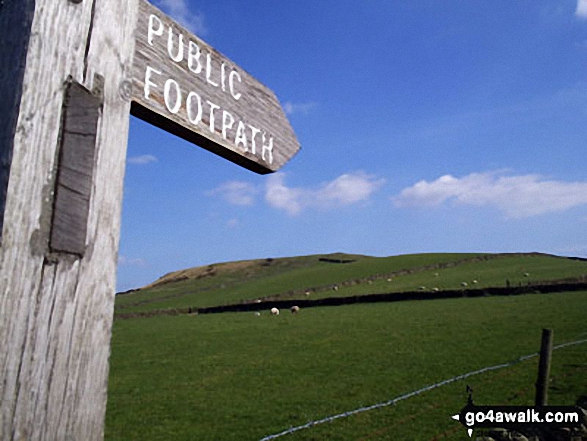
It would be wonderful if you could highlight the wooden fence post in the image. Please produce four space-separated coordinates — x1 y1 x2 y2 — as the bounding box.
535 328 554 407
0 0 138 439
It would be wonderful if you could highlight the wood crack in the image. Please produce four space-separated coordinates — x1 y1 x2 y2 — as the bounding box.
82 0 98 84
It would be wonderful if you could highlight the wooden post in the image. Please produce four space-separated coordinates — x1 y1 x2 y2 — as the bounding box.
1 1 299 439
535 328 554 407
0 0 138 439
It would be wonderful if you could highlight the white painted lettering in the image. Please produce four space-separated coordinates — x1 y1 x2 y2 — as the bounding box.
222 111 235 140
262 131 274 164
148 14 163 46
186 91 203 125
207 100 220 132
144 66 161 100
235 121 247 150
206 54 218 87
229 70 242 100
249 125 261 155
167 27 184 62
221 63 227 92
188 41 202 74
164 79 182 114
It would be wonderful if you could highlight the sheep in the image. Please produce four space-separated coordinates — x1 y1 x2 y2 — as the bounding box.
523 272 530 277
418 286 426 291
387 278 393 282
472 280 478 284
304 291 311 296
254 312 261 317
290 305 300 314
432 287 439 292
461 282 468 287
270 307 279 316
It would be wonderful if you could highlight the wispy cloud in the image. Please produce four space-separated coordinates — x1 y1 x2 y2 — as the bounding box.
393 171 587 219
155 0 206 35
554 244 587 256
128 154 158 165
266 171 385 216
283 101 317 116
118 255 147 267
205 181 258 206
576 0 587 19
226 218 239 229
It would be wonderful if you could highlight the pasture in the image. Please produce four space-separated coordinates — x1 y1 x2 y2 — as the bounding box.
106 288 587 440
114 253 587 314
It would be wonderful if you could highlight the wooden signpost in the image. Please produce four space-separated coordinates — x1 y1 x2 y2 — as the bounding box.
0 0 299 439
132 0 299 174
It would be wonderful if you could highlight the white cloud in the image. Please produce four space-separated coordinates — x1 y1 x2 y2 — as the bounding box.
206 181 258 206
576 0 587 19
128 154 158 165
283 101 317 116
393 171 587 219
118 255 147 267
265 174 304 215
265 171 385 216
155 0 206 35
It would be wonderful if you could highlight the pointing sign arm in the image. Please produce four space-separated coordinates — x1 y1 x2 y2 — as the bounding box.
132 0 300 174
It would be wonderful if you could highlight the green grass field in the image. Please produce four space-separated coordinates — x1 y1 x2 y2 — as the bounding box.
114 253 587 314
115 253 485 313
106 289 587 440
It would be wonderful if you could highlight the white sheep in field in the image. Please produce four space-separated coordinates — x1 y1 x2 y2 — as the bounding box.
254 312 261 317
270 307 279 316
432 287 439 292
290 305 300 314
461 282 468 287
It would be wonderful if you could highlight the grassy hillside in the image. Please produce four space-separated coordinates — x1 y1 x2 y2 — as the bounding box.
114 252 587 314
106 291 587 441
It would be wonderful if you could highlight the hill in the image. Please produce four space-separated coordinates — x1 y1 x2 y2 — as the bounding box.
114 252 587 316
107 252 587 440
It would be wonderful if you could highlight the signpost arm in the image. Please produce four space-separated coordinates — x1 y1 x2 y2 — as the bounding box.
0 0 138 439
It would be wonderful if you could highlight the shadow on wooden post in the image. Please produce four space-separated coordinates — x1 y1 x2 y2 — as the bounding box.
535 328 553 407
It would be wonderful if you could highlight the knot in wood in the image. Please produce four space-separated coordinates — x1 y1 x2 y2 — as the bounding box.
118 79 133 102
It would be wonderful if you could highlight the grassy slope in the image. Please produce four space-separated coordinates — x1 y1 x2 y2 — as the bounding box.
113 253 369 310
114 253 587 314
105 291 587 441
296 254 587 301
114 253 484 313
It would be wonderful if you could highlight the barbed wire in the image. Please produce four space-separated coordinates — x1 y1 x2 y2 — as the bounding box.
259 337 587 440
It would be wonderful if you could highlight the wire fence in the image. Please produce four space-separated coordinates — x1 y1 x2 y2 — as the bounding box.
259 337 587 441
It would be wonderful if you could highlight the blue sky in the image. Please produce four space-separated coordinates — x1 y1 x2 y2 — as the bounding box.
118 0 587 291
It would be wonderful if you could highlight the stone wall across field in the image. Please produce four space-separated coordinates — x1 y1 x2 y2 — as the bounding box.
114 281 587 319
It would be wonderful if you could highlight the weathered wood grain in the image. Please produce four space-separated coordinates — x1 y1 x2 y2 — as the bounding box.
50 82 102 255
132 0 300 174
0 0 138 439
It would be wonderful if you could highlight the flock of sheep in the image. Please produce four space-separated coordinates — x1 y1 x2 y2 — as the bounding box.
255 272 531 317
255 306 299 317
